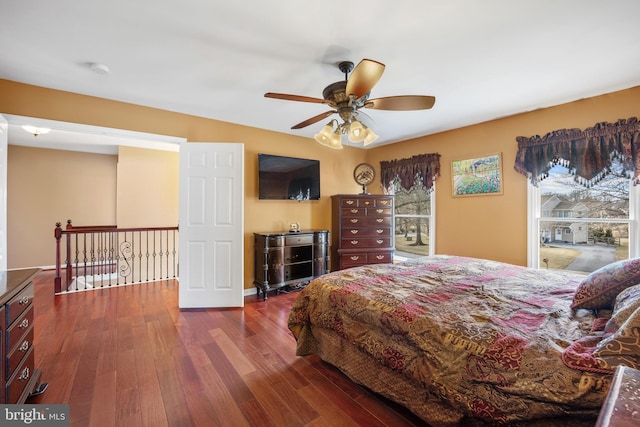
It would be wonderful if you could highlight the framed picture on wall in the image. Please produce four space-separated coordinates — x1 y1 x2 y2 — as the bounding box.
451 153 503 197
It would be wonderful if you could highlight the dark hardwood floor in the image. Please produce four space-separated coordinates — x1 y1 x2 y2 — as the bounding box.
28 270 427 427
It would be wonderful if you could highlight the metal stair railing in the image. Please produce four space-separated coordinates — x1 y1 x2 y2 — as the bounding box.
54 220 179 294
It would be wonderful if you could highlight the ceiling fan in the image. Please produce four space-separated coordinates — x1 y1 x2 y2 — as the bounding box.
264 59 435 148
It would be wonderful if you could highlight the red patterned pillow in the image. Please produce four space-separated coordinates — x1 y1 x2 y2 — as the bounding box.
571 258 640 309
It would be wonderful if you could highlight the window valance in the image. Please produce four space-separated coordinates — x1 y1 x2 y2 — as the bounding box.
380 153 441 192
514 117 640 187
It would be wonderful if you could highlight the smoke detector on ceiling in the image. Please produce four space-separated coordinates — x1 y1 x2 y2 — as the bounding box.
89 62 110 75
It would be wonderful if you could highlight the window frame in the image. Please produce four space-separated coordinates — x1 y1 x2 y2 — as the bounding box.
392 183 436 261
527 180 640 268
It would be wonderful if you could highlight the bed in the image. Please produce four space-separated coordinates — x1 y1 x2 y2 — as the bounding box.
288 255 640 426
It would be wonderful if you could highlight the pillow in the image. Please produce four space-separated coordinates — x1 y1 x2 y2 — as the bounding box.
571 258 640 309
563 288 640 374
593 304 640 371
602 284 640 334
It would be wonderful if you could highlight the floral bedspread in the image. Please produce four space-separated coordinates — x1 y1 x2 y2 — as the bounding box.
288 255 611 424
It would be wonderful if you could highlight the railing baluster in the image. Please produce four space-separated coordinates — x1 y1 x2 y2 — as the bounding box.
145 232 150 283
158 230 163 280
153 230 157 281
137 230 142 283
164 230 169 279
66 232 72 292
172 229 177 278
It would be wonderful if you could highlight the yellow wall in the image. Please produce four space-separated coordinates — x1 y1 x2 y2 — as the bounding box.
7 145 117 267
365 86 640 265
2 79 640 287
116 146 179 228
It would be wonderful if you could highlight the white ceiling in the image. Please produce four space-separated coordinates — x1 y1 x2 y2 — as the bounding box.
2 0 640 151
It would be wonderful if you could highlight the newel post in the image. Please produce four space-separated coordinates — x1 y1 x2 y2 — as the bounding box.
54 222 62 293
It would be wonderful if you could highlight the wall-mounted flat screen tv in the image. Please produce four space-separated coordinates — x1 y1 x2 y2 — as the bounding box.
258 154 320 200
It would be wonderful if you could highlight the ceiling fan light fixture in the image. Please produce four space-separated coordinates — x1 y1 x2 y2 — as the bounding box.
328 131 343 149
314 121 336 146
362 128 379 146
313 133 330 145
347 120 366 142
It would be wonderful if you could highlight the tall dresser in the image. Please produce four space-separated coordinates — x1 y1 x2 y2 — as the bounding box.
0 268 45 403
331 194 394 271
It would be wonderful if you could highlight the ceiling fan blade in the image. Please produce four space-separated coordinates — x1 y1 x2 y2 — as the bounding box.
365 95 436 111
345 59 385 99
264 92 329 104
291 110 336 129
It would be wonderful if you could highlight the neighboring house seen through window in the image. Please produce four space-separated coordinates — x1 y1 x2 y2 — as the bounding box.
528 159 639 273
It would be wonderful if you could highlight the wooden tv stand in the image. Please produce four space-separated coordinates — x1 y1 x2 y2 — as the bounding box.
253 230 330 300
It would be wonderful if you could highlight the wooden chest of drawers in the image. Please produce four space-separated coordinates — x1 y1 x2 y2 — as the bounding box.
253 230 330 300
331 194 394 270
0 268 44 403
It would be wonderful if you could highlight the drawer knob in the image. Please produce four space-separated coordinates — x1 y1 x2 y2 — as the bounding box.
350 240 359 245
376 219 383 223
376 255 385 260
350 230 358 234
19 319 29 329
379 200 389 205
19 296 30 305
364 201 370 205
376 240 384 244
376 229 383 234
350 209 358 213
376 209 383 213
19 367 30 381
346 200 354 205
350 256 360 261
20 340 30 352
350 219 359 223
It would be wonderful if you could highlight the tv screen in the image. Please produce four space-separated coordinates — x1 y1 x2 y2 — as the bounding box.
258 154 320 200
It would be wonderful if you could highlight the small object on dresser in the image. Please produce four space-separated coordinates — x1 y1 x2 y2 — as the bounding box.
289 223 300 232
353 163 376 194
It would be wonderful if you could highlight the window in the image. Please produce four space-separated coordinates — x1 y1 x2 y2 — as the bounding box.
388 179 435 260
380 153 440 261
528 160 639 273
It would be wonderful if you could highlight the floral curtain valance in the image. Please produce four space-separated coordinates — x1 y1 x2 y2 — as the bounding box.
514 117 640 187
380 153 441 192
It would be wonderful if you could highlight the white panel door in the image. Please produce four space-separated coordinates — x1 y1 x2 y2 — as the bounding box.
178 142 244 308
0 114 7 271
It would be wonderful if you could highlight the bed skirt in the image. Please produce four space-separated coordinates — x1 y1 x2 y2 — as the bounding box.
303 326 599 426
